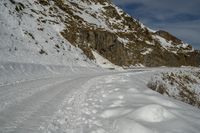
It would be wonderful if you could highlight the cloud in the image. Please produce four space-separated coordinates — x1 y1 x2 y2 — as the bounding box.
112 0 200 49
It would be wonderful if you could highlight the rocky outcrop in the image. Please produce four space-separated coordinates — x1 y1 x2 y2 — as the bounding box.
61 28 129 66
155 30 182 45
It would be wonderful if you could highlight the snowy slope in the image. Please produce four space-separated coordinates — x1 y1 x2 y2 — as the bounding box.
153 35 193 53
0 0 198 68
65 0 192 53
0 0 96 66
92 51 122 70
0 61 102 86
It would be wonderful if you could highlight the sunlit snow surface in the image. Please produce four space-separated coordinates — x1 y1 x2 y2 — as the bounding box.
44 68 200 133
1 63 199 133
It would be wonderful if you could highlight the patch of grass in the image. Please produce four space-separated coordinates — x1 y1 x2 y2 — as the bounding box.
147 81 169 95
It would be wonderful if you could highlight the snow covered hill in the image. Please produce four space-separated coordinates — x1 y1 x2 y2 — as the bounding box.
0 0 96 67
1 0 199 68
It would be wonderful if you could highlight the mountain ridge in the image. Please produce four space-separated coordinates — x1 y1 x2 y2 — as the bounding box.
1 0 199 67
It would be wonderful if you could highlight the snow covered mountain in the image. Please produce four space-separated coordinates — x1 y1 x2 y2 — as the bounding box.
1 0 200 68
1 1 200 133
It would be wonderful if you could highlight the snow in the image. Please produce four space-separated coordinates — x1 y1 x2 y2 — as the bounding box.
92 50 122 70
153 35 193 53
100 108 131 118
115 119 155 133
0 60 200 133
69 0 110 30
148 68 200 108
0 0 96 67
0 1 200 133
141 48 153 55
154 35 173 48
145 40 154 45
23 68 199 133
140 22 156 33
130 104 175 122
117 36 129 45
74 8 108 29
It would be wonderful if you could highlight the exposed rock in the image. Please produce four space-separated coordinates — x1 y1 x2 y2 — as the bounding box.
38 0 49 6
155 30 182 45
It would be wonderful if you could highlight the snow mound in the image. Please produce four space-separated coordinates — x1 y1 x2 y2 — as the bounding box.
130 104 174 122
92 51 122 70
115 119 154 133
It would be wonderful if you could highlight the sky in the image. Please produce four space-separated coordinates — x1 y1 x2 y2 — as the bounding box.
112 0 200 49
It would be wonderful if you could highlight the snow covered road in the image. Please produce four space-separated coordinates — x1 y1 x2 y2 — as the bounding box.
0 71 113 132
0 67 142 133
0 67 200 133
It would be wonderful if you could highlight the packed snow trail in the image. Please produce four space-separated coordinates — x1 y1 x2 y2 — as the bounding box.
0 72 109 132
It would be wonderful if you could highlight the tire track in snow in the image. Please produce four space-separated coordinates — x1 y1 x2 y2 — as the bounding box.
0 73 108 133
0 70 147 133
0 76 68 112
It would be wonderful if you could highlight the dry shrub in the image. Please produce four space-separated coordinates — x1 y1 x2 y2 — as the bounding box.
148 71 200 108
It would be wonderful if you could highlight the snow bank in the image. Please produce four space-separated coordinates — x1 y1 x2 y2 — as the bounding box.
148 68 200 108
0 61 101 86
129 104 174 122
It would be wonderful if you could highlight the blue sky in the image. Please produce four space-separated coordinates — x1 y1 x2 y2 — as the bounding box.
112 0 200 49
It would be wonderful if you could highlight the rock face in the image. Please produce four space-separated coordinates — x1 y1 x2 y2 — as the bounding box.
6 0 200 67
